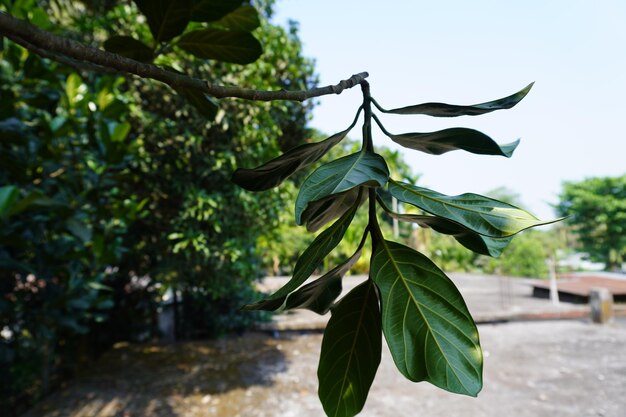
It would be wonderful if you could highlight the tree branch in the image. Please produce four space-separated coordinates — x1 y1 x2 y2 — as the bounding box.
0 11 368 102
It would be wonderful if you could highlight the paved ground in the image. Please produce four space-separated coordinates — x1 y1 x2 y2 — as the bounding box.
258 274 593 330
21 274 626 417
22 319 626 417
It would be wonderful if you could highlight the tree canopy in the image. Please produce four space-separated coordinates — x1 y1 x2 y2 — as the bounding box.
557 175 626 271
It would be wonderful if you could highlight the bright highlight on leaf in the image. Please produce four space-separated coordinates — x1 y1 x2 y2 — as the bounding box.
295 151 389 224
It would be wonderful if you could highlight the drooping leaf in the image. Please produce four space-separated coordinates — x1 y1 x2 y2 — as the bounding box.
134 0 190 43
376 121 519 157
103 36 154 62
283 230 367 314
175 86 219 119
295 151 389 225
301 187 367 233
371 239 482 396
377 196 512 257
243 198 360 311
388 180 557 238
0 185 19 218
232 107 361 191
176 29 262 64
318 279 381 417
189 0 242 23
214 5 260 31
373 82 533 117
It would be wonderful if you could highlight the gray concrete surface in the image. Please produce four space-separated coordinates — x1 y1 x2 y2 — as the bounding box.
258 273 593 331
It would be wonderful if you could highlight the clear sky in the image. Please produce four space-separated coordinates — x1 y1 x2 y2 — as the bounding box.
272 0 626 220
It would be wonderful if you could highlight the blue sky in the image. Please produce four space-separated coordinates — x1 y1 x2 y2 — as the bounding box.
272 1 626 220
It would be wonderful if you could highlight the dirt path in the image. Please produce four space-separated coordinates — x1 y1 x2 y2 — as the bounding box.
23 319 626 417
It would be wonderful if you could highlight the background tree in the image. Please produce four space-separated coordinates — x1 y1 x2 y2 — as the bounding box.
557 174 626 271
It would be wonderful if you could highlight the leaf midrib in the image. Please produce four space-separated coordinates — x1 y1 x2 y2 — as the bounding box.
378 240 470 390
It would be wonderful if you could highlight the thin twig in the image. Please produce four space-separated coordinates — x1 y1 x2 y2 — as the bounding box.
0 11 368 102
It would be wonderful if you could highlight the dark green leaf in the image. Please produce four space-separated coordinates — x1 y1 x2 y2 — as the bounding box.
373 83 533 117
295 151 389 225
301 187 367 233
176 29 262 64
0 185 19 218
318 279 381 417
0 117 24 142
134 0 190 43
65 219 92 243
371 240 482 396
283 231 367 314
214 5 260 31
233 107 361 191
376 120 519 157
377 196 511 257
189 0 242 23
243 198 359 311
176 86 219 119
388 180 557 238
103 36 154 62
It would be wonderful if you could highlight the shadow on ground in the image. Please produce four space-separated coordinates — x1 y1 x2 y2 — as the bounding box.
22 333 289 417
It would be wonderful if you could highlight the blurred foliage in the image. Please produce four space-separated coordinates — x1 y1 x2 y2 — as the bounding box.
0 0 315 412
557 175 626 271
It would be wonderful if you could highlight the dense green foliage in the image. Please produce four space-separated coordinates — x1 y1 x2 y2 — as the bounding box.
557 175 626 270
0 0 315 412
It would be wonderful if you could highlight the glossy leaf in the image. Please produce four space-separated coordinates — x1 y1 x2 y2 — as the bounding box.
243 199 359 311
175 86 219 119
103 36 154 63
295 151 389 225
373 82 533 117
0 117 24 142
318 279 381 417
215 5 260 31
283 231 367 314
176 29 262 64
377 197 512 257
371 240 482 396
301 187 367 233
377 121 519 157
233 108 360 191
0 185 19 218
134 0 190 43
388 180 557 238
189 0 242 23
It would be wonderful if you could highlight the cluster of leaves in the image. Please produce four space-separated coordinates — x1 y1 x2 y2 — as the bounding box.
0 0 316 412
236 83 555 416
0 37 140 412
557 174 626 271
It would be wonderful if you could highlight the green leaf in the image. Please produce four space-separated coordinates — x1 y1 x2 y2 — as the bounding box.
65 73 86 108
189 0 242 23
232 107 361 191
66 219 92 243
0 185 19 219
377 196 511 257
318 279 381 417
301 187 367 233
134 0 190 43
388 180 557 238
214 5 260 31
109 122 131 142
371 240 482 396
295 151 389 225
283 231 367 314
0 118 24 142
373 83 533 117
175 86 219 119
175 29 262 64
243 198 360 311
376 121 519 157
103 36 154 62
